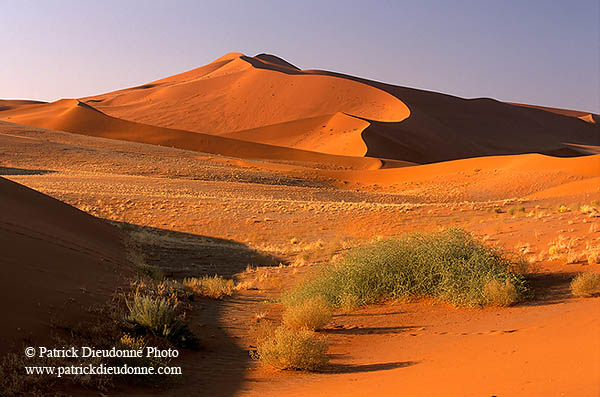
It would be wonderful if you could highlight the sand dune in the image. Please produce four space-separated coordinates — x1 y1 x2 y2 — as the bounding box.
0 99 46 111
322 153 600 201
0 177 129 355
509 102 598 123
76 53 599 163
0 99 393 170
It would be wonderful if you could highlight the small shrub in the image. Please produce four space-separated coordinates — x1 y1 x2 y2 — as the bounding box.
283 228 529 307
482 278 519 306
126 294 196 348
282 296 332 331
570 273 600 297
558 204 570 213
254 326 328 371
183 275 235 299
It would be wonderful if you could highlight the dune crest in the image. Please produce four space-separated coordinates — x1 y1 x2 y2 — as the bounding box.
2 53 598 164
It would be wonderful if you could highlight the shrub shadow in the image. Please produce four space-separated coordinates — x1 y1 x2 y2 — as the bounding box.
320 361 417 374
520 272 577 307
324 325 420 335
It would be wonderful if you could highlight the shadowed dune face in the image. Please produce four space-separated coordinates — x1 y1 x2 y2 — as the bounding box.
0 177 130 355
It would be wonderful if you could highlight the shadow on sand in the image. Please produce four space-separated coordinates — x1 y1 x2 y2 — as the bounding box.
520 272 577 307
324 325 420 336
115 222 283 396
0 166 56 176
320 360 417 374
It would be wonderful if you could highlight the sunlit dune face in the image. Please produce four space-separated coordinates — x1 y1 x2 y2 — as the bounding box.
82 55 410 134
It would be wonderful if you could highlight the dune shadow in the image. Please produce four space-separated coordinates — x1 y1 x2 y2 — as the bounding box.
0 166 56 176
521 272 577 307
320 361 417 374
115 222 284 278
111 221 283 396
324 325 419 335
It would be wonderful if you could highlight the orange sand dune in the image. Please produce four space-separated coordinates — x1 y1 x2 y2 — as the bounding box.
0 99 394 170
79 53 598 163
223 112 371 156
509 102 598 123
0 177 130 355
323 153 600 201
0 99 46 111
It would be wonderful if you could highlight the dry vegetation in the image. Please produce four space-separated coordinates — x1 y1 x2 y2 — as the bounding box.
570 272 600 297
253 326 329 371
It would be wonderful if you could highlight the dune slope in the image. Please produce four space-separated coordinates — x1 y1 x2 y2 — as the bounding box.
0 177 130 355
0 100 392 170
77 53 599 163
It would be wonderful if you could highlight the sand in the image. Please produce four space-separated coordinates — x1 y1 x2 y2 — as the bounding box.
1 52 599 395
0 176 130 355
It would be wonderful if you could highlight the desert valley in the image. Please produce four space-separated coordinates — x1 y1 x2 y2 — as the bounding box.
1 51 599 396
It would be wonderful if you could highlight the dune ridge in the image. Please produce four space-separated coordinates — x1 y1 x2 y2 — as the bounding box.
73 53 599 164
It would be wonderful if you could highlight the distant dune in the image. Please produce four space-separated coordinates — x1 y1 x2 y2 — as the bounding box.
1 52 598 164
0 177 130 355
0 99 46 112
0 99 392 170
78 52 599 163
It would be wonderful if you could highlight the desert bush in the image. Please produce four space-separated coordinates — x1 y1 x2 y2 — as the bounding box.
126 294 196 347
482 278 519 306
283 228 529 307
183 275 235 299
570 272 600 297
254 326 328 371
282 296 332 331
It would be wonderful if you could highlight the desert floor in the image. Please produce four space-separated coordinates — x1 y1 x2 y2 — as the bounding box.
1 120 599 396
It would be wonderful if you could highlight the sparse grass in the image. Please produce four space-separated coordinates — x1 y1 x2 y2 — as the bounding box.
126 294 195 347
183 275 235 299
570 272 600 297
282 296 332 331
283 228 529 307
253 326 328 371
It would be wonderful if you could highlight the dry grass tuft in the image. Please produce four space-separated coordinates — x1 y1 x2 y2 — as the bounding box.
254 326 328 371
482 278 519 306
570 273 600 297
282 296 332 331
183 275 235 299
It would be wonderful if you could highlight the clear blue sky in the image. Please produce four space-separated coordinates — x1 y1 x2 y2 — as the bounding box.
2 0 599 112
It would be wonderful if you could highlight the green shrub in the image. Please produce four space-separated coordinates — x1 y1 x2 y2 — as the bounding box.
126 294 197 348
570 272 600 297
254 326 328 371
282 296 332 331
283 228 529 307
183 275 235 299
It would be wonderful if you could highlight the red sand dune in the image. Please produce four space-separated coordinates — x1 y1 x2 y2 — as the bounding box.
0 99 392 170
0 177 130 355
76 53 599 163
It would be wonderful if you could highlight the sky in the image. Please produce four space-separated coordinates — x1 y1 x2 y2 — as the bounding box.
2 0 599 113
